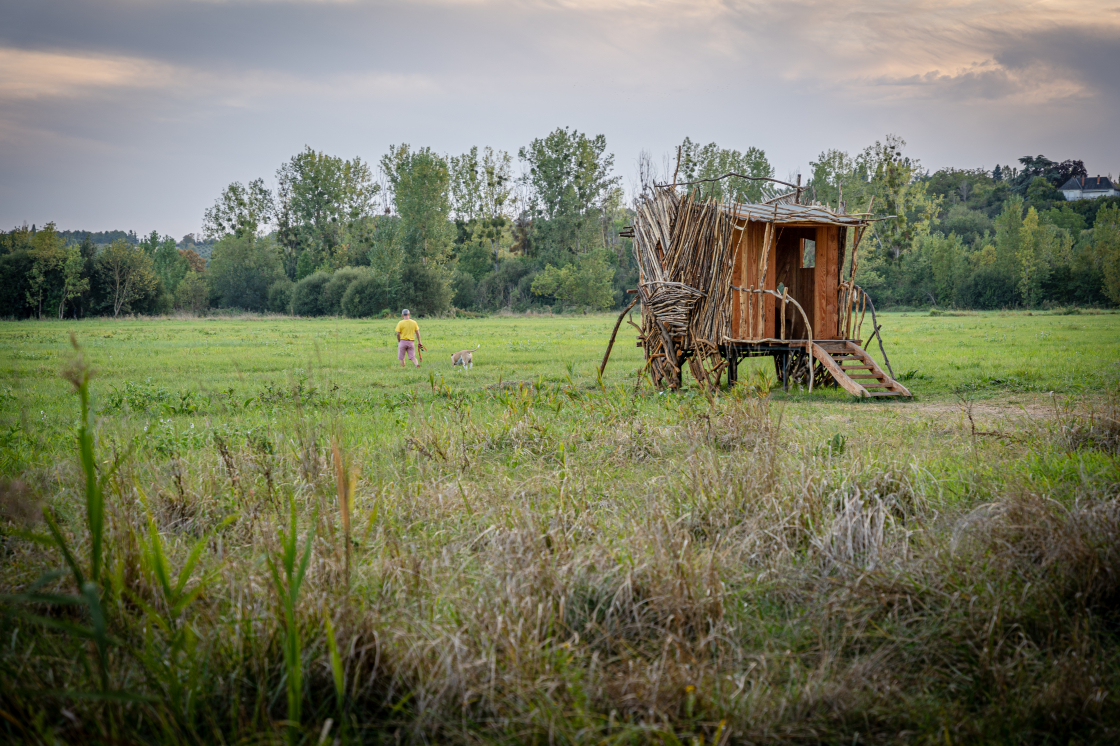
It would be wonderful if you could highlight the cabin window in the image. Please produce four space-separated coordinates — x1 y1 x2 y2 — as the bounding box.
801 238 816 268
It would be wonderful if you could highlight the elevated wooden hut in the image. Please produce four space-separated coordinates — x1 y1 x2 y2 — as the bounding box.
606 178 911 398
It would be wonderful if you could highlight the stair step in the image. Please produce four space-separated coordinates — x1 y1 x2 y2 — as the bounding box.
811 341 912 399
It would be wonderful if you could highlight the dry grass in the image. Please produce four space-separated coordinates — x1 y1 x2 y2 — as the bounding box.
1 349 1119 744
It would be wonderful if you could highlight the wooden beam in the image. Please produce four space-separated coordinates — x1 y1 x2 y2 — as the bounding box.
599 296 640 376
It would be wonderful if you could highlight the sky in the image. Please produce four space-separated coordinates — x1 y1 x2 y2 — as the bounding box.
1 0 1118 239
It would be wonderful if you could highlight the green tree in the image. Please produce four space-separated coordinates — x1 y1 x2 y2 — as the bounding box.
1095 204 1120 305
141 231 189 296
518 127 622 261
1026 176 1064 212
1042 205 1086 234
381 144 453 261
97 239 159 317
276 148 379 277
395 259 452 317
941 204 993 246
207 234 283 311
1016 208 1049 307
364 215 403 280
530 251 615 309
174 271 210 314
450 146 515 272
679 137 775 203
993 197 1069 306
341 274 393 318
203 178 276 241
809 149 860 210
860 135 942 260
25 222 66 319
915 232 967 305
58 245 90 319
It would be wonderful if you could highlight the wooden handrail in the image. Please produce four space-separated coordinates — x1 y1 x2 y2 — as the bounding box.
731 285 814 393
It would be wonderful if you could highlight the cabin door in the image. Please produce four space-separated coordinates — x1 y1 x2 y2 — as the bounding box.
773 225 841 340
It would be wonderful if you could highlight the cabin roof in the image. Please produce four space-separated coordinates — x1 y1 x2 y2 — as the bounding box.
725 201 877 227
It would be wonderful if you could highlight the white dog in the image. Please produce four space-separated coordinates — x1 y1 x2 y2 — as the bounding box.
451 345 480 370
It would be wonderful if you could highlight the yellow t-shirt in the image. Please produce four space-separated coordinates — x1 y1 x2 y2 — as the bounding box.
395 318 419 341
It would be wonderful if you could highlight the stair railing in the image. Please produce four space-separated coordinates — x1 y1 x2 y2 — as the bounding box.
838 282 896 381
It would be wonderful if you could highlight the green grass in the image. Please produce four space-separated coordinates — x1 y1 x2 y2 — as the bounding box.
1 310 1119 744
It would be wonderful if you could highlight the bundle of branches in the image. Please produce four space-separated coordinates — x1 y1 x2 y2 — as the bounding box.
633 186 738 387
640 281 705 338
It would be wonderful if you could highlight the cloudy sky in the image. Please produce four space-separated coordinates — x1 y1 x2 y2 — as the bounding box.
1 0 1117 238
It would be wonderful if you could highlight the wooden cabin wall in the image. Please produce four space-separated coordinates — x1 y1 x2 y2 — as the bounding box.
730 220 775 339
728 222 842 341
814 226 840 339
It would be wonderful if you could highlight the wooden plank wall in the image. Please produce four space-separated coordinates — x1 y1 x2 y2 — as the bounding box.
728 222 842 341
814 226 840 339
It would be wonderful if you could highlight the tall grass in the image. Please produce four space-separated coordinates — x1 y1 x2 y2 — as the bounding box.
1 320 1119 743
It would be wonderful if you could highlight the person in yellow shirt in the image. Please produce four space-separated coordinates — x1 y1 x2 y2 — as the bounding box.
394 309 422 368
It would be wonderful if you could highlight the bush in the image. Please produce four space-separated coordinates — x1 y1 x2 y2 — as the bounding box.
207 234 283 311
152 289 175 316
322 267 369 315
457 240 494 281
530 251 616 310
341 274 392 318
955 265 1018 309
290 271 332 316
175 271 210 313
475 257 536 310
0 251 35 318
450 269 477 309
396 261 451 317
267 278 294 314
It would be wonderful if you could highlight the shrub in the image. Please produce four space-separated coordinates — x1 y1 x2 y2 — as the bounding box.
956 265 1018 309
207 234 283 311
475 257 535 310
267 278 294 314
396 260 451 317
530 251 615 310
457 240 494 281
322 267 369 315
175 271 210 313
450 269 477 309
342 274 393 318
290 271 332 316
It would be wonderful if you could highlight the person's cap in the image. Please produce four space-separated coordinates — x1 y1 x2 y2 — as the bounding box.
402 309 410 315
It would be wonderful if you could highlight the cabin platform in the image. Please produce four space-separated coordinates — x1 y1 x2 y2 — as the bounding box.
720 339 911 398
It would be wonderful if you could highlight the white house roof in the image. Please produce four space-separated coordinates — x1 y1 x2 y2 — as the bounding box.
1059 175 1115 192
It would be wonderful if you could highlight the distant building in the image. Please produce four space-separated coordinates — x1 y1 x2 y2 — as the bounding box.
1059 175 1119 201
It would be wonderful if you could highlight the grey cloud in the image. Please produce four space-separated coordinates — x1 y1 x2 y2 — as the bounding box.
869 66 1026 102
1 0 1117 235
996 25 1120 99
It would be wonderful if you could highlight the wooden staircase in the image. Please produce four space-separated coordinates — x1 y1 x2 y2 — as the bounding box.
811 341 912 398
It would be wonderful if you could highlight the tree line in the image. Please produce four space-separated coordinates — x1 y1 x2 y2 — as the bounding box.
804 141 1119 308
1 131 1117 319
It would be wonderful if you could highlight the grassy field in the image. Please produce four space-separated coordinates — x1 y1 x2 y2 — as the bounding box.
1 310 1119 744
